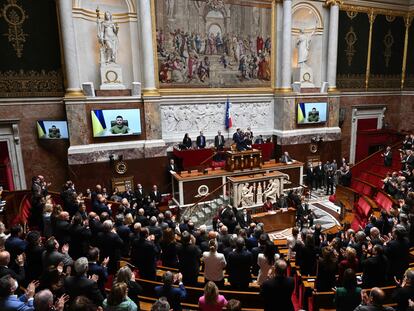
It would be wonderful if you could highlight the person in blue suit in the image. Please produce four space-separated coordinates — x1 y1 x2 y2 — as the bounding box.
155 271 187 311
0 275 37 311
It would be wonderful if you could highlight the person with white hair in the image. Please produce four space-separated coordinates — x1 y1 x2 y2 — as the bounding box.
97 220 124 274
64 257 104 306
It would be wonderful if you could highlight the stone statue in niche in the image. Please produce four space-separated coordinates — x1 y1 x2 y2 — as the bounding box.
96 8 125 90
296 28 315 68
97 10 119 64
293 27 316 87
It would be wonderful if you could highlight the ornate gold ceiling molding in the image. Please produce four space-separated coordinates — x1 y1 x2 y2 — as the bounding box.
72 8 137 23
340 3 407 17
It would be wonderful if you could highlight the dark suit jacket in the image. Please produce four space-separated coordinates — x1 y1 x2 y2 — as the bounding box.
392 285 414 311
260 276 295 311
177 244 201 285
384 151 393 167
96 231 124 273
131 239 158 280
64 275 104 306
196 135 206 149
88 262 108 294
227 249 253 287
69 224 91 259
0 265 25 284
362 255 389 288
25 244 45 282
155 284 187 311
149 191 161 204
236 212 252 229
214 135 225 149
5 236 27 261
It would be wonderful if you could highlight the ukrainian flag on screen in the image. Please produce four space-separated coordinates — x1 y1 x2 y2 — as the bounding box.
37 121 46 138
298 103 305 123
91 110 107 136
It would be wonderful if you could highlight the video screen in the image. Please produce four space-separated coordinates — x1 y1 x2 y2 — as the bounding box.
91 109 142 137
297 102 327 124
37 121 69 139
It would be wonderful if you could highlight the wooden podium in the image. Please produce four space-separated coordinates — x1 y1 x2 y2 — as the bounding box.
225 149 262 172
252 208 296 232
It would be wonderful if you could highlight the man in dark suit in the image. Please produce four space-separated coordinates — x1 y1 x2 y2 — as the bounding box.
392 269 414 311
96 220 124 274
214 131 225 150
306 163 315 190
42 237 73 269
280 151 292 163
382 146 393 167
196 131 206 149
176 231 201 286
134 183 145 208
87 247 109 295
0 251 25 284
155 271 187 311
167 158 176 173
68 214 91 259
64 257 104 306
361 244 389 289
315 161 325 189
4 225 27 272
236 208 252 229
226 237 253 290
260 259 295 311
131 228 159 280
149 185 162 205
53 212 71 245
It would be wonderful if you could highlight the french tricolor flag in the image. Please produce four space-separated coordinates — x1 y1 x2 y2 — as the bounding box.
225 98 232 129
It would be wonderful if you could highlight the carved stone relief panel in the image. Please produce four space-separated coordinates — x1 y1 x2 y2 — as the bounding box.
160 101 274 140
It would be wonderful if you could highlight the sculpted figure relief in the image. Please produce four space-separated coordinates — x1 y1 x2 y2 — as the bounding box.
97 10 119 64
296 28 315 67
161 102 272 136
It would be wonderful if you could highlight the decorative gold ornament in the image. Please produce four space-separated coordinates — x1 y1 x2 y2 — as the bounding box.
325 0 343 7
365 10 376 89
104 70 120 84
0 0 28 58
309 143 318 154
345 26 357 67
115 160 128 175
346 11 358 20
385 15 396 22
0 70 64 97
383 30 394 68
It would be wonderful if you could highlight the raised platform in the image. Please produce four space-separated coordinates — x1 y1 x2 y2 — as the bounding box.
171 160 303 206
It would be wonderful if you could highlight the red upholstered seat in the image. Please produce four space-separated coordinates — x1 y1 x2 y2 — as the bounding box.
356 197 371 218
374 192 393 212
362 184 372 197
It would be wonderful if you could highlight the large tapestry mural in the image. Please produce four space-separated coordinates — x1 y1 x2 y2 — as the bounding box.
155 0 273 88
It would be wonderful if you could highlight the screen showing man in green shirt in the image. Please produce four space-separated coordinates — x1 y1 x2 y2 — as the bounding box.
48 125 61 138
110 115 130 134
307 107 320 122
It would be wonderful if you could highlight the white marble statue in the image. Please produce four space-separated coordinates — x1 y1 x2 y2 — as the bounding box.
240 183 254 207
262 179 280 201
97 10 119 64
256 182 263 205
296 28 315 67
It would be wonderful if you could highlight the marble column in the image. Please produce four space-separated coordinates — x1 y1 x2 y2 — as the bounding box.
281 0 292 90
138 0 157 94
57 0 82 96
326 1 340 91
